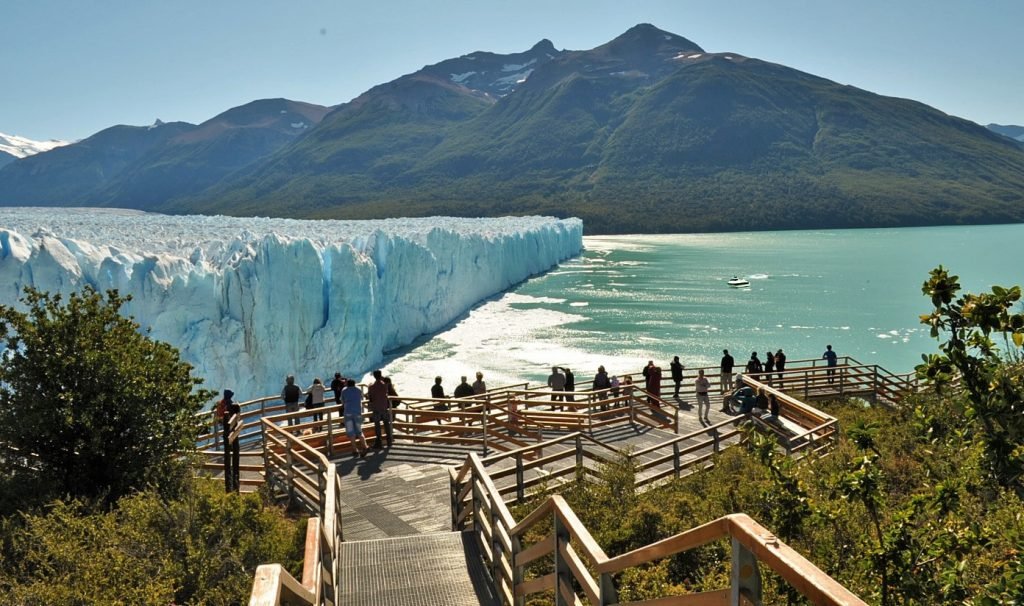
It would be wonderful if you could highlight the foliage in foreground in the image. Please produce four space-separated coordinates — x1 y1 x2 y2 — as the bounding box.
0 287 211 511
0 478 304 606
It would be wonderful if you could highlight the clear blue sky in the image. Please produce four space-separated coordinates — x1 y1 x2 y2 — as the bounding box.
3 0 1022 141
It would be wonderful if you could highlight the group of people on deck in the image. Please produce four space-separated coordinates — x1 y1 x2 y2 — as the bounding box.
214 344 843 490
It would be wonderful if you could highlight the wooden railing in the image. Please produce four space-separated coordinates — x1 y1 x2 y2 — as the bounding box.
249 417 343 606
452 450 867 606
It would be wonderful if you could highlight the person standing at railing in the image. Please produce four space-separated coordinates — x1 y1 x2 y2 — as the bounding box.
472 371 487 395
281 375 302 429
306 377 325 432
763 351 775 384
220 389 241 493
823 344 838 384
720 349 735 393
453 376 474 399
645 364 662 406
670 356 684 398
367 370 392 449
331 372 345 406
774 349 786 382
745 352 763 382
431 376 448 424
694 369 711 423
547 367 565 410
561 367 576 403
593 365 611 403
342 379 369 458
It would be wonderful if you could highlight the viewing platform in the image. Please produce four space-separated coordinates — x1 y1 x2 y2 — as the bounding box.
210 356 917 605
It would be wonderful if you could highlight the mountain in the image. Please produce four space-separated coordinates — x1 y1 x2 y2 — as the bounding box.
0 132 70 169
3 24 1024 234
0 121 196 206
0 99 328 208
96 99 330 209
987 123 1024 143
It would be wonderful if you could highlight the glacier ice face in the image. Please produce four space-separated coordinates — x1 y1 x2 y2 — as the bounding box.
0 208 583 400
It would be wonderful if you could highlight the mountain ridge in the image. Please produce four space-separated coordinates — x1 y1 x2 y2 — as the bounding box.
2 24 1022 234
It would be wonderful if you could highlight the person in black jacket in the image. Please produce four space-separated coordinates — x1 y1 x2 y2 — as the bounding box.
720 350 735 393
221 389 241 493
670 356 684 398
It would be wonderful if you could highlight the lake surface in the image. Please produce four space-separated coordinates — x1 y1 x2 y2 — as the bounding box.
380 224 1024 397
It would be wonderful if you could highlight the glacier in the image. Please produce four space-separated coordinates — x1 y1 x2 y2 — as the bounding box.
0 208 583 400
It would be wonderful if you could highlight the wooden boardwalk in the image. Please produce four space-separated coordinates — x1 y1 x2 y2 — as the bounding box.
238 358 910 606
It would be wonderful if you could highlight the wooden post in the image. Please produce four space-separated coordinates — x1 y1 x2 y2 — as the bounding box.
450 469 460 531
489 495 501 585
326 408 334 457
553 512 571 606
482 402 489 456
672 441 681 478
513 534 526 606
317 460 327 522
713 429 720 455
731 537 763 605
515 453 525 502
285 440 295 505
575 434 583 469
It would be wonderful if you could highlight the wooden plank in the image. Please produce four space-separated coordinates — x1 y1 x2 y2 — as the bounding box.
598 517 729 573
516 532 555 567
516 572 556 597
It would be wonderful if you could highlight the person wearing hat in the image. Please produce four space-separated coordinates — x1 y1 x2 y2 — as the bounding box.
220 389 241 492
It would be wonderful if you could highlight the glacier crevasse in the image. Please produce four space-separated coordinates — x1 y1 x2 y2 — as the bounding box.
0 209 584 399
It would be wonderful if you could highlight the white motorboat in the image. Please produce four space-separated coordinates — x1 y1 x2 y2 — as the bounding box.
727 276 750 287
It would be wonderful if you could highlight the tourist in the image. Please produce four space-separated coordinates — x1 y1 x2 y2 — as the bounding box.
727 378 756 414
367 370 392 449
593 365 611 401
220 389 241 493
763 351 775 384
622 375 634 403
384 376 401 408
642 360 654 382
645 364 662 406
755 386 769 412
694 369 711 423
775 349 786 382
341 379 368 458
720 349 735 393
745 352 762 381
547 366 565 408
472 371 487 395
670 356 684 398
431 376 448 422
281 375 302 428
610 374 621 399
454 375 475 399
767 392 780 420
331 372 345 405
823 344 838 384
306 377 325 430
561 367 576 403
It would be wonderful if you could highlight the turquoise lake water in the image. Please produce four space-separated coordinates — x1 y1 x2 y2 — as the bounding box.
382 224 1024 396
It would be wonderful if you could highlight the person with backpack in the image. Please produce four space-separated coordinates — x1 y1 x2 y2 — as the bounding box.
281 375 301 428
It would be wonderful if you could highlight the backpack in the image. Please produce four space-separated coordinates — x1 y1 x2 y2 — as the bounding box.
214 399 227 420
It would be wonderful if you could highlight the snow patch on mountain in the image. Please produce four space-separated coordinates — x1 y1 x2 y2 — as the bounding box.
0 132 71 159
0 208 584 399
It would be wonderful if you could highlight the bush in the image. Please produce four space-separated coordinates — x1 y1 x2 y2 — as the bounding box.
0 287 211 510
0 478 304 605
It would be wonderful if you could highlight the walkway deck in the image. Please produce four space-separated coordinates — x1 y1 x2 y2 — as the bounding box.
337 532 498 606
